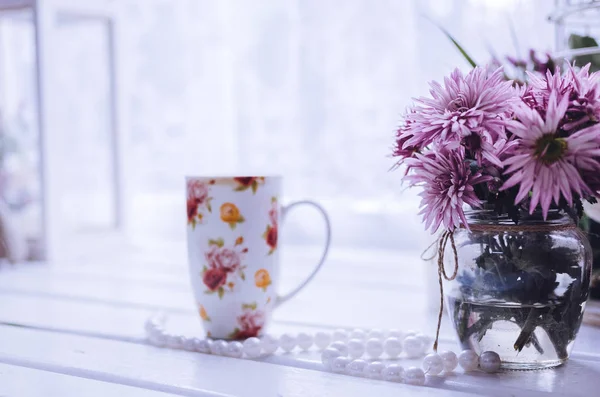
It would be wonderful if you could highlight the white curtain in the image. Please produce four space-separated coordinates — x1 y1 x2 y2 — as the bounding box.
106 0 556 250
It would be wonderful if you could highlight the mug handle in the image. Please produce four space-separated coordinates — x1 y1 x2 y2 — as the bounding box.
275 200 331 306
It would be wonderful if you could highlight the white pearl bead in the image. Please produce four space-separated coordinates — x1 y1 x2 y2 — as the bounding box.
242 337 262 358
330 341 348 356
404 367 426 386
321 347 342 370
439 350 458 372
381 363 404 382
195 339 212 354
364 361 385 379
350 329 366 340
167 335 185 349
479 351 501 373
297 333 313 351
314 332 332 350
347 339 365 359
403 336 423 358
415 333 431 353
383 337 402 358
261 335 279 355
226 341 244 358
182 337 196 351
210 340 228 355
333 329 348 342
458 349 479 372
347 359 368 377
387 329 404 339
422 353 444 375
365 338 384 358
280 334 297 352
331 356 352 373
367 329 384 339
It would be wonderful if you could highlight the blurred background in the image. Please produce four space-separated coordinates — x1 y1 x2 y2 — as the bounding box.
0 0 597 263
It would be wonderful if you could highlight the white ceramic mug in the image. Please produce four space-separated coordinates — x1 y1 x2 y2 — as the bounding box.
186 176 331 339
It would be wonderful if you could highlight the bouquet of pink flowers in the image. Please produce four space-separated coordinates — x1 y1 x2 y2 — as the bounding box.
394 64 600 358
393 64 600 233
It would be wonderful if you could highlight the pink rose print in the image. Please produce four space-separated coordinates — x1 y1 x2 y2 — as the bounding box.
269 205 278 227
201 237 247 299
262 197 279 255
205 245 241 273
202 267 227 291
187 179 214 228
228 302 265 339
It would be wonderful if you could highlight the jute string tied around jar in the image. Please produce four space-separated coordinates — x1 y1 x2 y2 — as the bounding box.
424 222 578 353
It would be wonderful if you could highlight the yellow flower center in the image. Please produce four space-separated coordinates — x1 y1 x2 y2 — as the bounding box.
534 134 568 165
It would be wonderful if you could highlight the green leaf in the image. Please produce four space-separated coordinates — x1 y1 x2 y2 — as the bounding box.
251 180 258 194
227 327 240 339
271 196 277 203
242 302 257 310
210 237 224 247
202 265 208 272
240 271 246 281
238 216 245 223
206 198 212 213
204 290 215 295
262 225 270 239
235 185 249 192
190 219 196 229
218 287 224 299
229 222 236 230
429 18 477 68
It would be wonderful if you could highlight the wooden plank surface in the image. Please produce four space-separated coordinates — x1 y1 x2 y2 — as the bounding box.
0 325 475 397
0 289 598 396
0 250 434 330
1 244 599 396
0 363 185 397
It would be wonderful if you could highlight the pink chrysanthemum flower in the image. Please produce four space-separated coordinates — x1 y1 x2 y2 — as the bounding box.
502 92 600 217
392 122 420 163
404 149 492 233
526 64 600 131
399 67 517 167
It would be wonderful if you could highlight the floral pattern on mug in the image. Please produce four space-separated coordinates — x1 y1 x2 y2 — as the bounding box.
199 304 211 322
220 202 245 230
201 238 247 299
187 179 214 228
233 177 265 194
254 269 272 292
262 197 278 254
228 302 265 339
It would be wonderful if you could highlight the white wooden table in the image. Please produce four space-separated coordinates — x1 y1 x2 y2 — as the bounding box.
0 241 599 396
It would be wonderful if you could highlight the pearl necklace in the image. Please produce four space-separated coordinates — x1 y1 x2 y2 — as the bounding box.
144 315 501 386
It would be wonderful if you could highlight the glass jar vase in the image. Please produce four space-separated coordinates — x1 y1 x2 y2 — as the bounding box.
445 210 593 370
